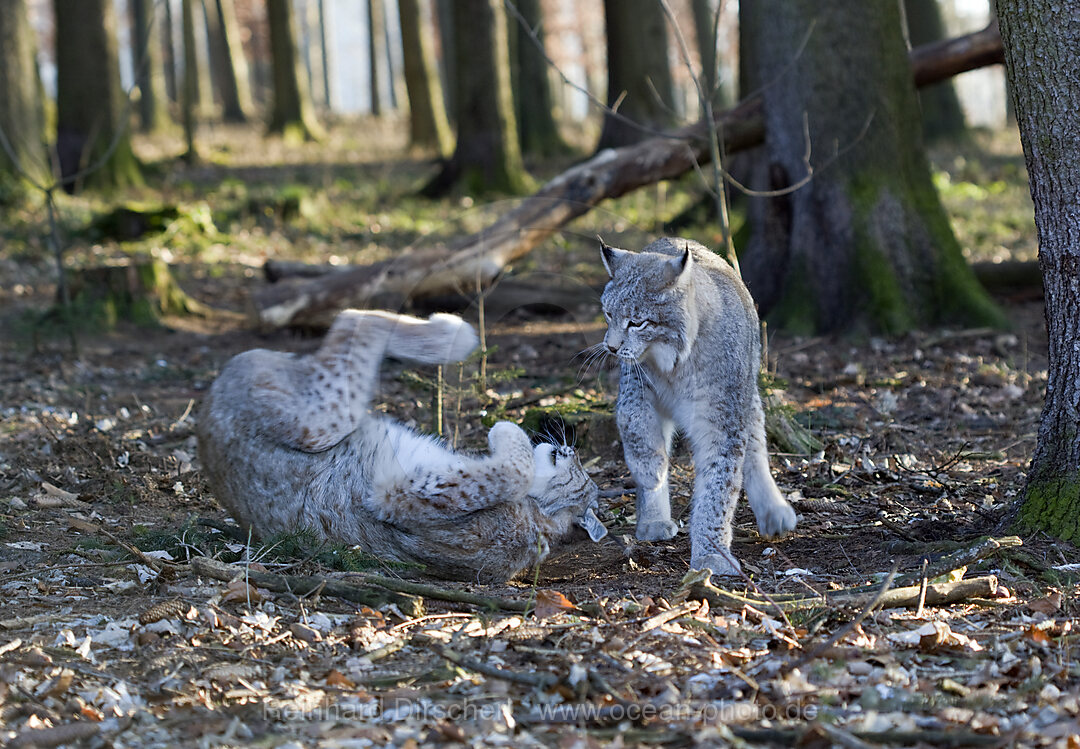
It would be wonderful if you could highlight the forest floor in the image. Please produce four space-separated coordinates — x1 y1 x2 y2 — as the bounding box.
1 121 1078 748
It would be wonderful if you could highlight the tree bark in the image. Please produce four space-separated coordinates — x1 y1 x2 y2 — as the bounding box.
998 0 1080 542
596 0 676 149
739 0 1002 335
205 0 253 122
54 0 142 192
253 25 1005 329
0 0 47 184
131 0 171 133
904 0 967 141
267 0 322 139
421 0 529 196
508 0 570 157
398 0 453 155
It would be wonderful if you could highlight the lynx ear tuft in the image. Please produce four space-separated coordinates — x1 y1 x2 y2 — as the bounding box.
599 237 630 278
661 247 693 286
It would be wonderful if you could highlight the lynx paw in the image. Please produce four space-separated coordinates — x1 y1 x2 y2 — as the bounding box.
756 499 797 539
693 551 742 578
636 519 679 542
427 313 479 362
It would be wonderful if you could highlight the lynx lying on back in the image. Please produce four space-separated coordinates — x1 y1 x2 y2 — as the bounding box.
600 237 797 576
197 310 604 583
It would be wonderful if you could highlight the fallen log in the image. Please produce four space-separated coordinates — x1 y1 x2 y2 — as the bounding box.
254 24 1004 329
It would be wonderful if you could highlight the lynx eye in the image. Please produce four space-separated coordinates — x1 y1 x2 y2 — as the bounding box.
627 319 649 329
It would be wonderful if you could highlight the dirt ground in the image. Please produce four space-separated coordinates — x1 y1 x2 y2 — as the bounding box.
2 126 1078 747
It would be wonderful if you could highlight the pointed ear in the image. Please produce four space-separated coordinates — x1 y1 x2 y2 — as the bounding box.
661 247 693 286
599 239 630 278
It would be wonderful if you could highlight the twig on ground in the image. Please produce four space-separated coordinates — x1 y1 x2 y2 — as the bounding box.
782 565 898 675
190 557 424 617
416 633 558 688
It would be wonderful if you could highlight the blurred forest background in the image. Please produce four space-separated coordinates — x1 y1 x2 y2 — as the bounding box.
7 1 1080 746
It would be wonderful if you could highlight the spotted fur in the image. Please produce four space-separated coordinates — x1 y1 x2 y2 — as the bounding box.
600 238 797 576
197 310 602 583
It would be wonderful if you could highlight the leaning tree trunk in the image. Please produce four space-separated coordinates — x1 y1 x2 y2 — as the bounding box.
596 0 676 149
205 0 253 122
267 0 321 139
421 0 529 196
904 0 967 141
398 0 453 155
54 0 141 192
998 0 1080 542
131 0 171 133
740 0 1001 335
0 0 47 184
508 0 570 157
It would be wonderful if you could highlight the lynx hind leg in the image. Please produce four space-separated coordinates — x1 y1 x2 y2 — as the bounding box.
244 311 478 453
744 391 797 538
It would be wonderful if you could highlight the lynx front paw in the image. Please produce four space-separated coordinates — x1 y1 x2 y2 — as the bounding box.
756 499 798 539
636 519 679 542
693 551 742 578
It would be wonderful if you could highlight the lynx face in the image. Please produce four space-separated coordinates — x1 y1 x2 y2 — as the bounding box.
528 443 606 541
600 243 695 373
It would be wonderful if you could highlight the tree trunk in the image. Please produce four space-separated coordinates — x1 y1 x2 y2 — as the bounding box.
267 0 322 139
253 25 1005 329
318 0 333 108
508 0 570 157
596 0 676 149
54 0 142 192
193 0 216 115
368 0 388 115
205 0 253 122
739 0 1001 335
421 0 529 196
162 0 178 102
398 0 452 155
0 0 47 184
904 0 967 141
181 0 200 161
131 0 171 133
998 0 1080 542
435 0 455 123
691 0 723 105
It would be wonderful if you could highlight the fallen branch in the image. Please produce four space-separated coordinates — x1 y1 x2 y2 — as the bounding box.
190 557 424 617
688 574 1000 614
252 25 1004 329
339 571 531 613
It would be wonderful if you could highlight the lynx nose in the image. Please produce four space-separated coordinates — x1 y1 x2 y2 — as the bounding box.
606 343 619 354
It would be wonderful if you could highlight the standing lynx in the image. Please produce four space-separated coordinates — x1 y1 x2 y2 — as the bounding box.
197 309 605 583
600 237 797 576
